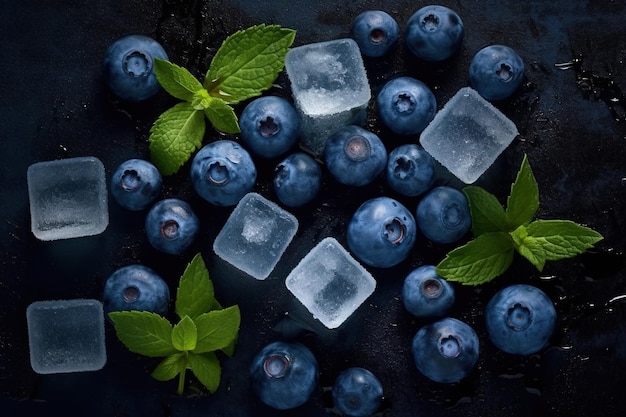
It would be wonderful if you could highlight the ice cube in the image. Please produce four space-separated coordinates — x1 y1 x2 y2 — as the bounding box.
213 193 298 280
285 38 371 155
27 156 109 240
285 237 376 329
420 87 519 184
26 299 106 374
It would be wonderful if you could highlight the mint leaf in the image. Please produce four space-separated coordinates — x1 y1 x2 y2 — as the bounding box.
193 305 241 354
172 315 198 351
176 253 218 320
109 311 177 357
151 353 187 381
204 97 240 134
510 225 547 270
149 102 206 175
463 186 508 236
436 232 515 285
154 58 204 102
505 154 539 228
188 352 221 393
205 24 296 104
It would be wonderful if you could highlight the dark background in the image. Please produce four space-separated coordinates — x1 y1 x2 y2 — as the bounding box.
1 1 625 416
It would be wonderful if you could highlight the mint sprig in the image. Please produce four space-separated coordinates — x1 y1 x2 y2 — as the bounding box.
109 253 240 395
436 155 603 285
148 24 296 175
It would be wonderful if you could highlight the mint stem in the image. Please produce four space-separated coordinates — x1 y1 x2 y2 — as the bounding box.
177 366 186 395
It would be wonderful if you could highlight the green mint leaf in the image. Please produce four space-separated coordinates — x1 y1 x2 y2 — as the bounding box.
172 315 198 351
203 97 240 134
205 24 296 104
191 89 212 110
154 58 204 102
151 352 187 381
188 352 221 393
149 102 206 175
176 253 218 320
436 232 515 285
505 154 539 228
109 311 177 357
510 225 547 270
463 186 508 236
193 305 241 354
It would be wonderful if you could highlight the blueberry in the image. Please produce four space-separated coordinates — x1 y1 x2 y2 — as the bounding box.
411 317 479 383
484 284 557 355
376 77 436 135
405 5 464 62
103 265 169 322
350 10 400 58
332 367 383 417
145 198 199 255
402 265 455 318
469 44 525 101
102 35 168 101
110 159 162 211
386 144 435 197
416 186 471 244
190 140 257 207
250 341 319 410
273 152 322 207
239 96 301 158
347 197 417 268
324 125 387 187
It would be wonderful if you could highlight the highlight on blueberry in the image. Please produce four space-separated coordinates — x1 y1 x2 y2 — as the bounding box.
416 186 471 244
102 34 168 101
273 152 322 208
405 5 464 61
402 265 455 318
376 76 437 135
332 367 384 417
110 159 162 211
484 284 557 355
469 44 525 100
145 198 199 255
350 10 400 58
386 144 435 197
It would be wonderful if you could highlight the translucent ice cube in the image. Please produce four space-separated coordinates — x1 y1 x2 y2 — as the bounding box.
285 38 371 155
213 193 298 280
285 237 376 329
420 87 519 184
26 299 106 374
27 156 108 240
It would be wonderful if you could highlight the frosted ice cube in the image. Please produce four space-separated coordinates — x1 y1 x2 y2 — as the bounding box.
26 299 106 374
285 237 376 329
27 156 108 240
285 38 371 155
420 87 519 184
213 193 298 280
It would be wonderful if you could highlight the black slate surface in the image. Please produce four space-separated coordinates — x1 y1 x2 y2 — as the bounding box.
1 1 625 416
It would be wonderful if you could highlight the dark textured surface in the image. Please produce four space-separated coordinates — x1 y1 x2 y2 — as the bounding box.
1 1 625 416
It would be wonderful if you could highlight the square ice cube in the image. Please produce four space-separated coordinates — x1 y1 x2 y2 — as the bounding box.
27 299 106 374
420 87 519 184
213 193 298 280
27 156 108 241
285 38 371 155
285 237 376 329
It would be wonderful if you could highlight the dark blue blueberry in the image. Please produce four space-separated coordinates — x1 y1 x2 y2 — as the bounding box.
110 159 162 211
240 96 301 158
350 10 400 58
405 5 464 62
485 284 557 355
402 265 455 318
190 140 257 207
273 152 322 207
347 197 416 268
469 44 525 100
332 367 383 417
324 125 387 187
376 77 436 135
386 144 435 197
102 35 168 101
411 317 479 383
103 265 169 322
416 186 471 244
145 198 199 255
250 341 319 410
